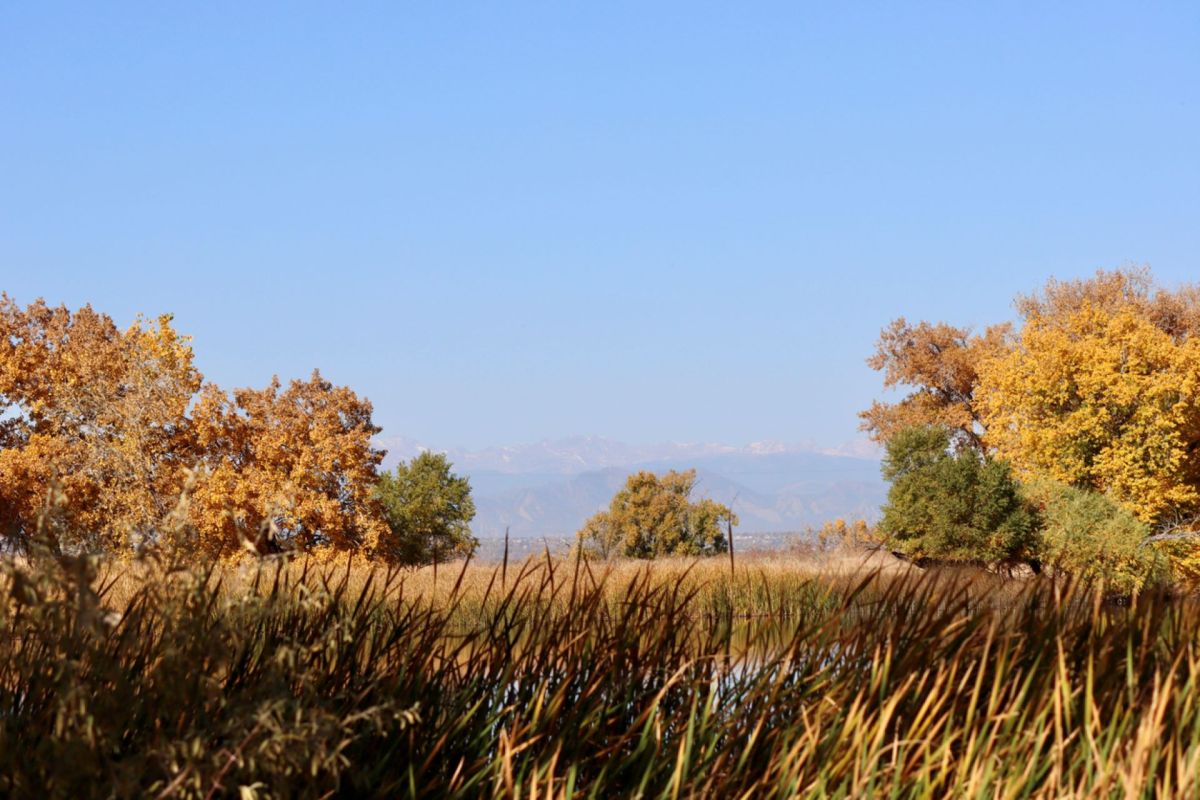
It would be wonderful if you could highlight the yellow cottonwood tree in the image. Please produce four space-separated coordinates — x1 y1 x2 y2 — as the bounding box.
0 295 391 560
977 303 1200 524
0 296 200 551
863 268 1200 580
189 372 387 558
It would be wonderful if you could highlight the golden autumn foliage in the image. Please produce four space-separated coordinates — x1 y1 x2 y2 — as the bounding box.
860 318 1009 452
0 295 388 560
189 373 386 559
863 268 1200 580
978 303 1200 524
0 297 201 551
814 517 880 551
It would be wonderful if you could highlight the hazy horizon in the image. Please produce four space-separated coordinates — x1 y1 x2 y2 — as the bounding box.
369 433 888 538
373 432 884 467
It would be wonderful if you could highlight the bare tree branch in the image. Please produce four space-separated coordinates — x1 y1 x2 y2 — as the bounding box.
1141 531 1200 546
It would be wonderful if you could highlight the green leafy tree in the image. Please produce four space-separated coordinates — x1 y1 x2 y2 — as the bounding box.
577 469 735 559
1021 479 1166 593
880 426 1037 565
375 452 477 565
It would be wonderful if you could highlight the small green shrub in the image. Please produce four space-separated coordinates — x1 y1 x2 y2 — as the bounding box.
1022 478 1165 592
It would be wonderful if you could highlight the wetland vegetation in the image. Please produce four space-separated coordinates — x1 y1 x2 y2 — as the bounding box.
4 548 1200 798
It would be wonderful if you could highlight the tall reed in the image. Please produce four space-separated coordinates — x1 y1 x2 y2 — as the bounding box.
1 549 1197 798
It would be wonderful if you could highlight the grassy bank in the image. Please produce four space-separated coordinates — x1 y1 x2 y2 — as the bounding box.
3 550 1199 798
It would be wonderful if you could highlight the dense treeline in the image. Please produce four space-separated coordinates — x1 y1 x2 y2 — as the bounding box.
9 267 1200 586
865 268 1200 586
0 296 473 563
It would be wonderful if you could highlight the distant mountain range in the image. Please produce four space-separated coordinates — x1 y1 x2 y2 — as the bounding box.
374 435 886 539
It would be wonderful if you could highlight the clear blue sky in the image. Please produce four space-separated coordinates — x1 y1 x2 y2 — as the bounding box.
2 3 1197 450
